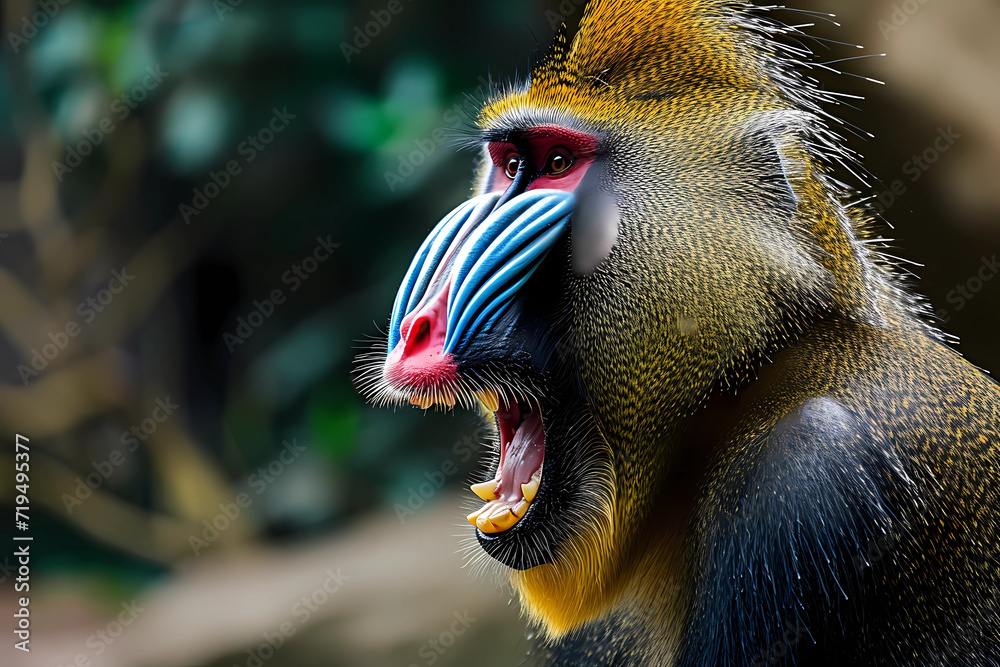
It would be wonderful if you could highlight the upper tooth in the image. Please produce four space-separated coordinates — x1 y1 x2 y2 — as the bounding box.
521 478 539 503
477 390 499 413
470 480 498 502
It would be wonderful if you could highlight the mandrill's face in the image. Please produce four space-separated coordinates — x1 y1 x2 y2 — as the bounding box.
358 114 620 575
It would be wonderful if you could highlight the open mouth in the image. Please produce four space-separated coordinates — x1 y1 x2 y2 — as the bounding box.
466 393 545 534
354 188 595 569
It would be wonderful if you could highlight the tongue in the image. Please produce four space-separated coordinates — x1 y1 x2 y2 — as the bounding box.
498 409 544 502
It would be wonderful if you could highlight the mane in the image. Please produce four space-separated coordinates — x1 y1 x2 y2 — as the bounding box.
479 0 942 341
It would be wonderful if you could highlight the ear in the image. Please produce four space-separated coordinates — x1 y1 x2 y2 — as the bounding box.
742 110 817 214
742 109 887 326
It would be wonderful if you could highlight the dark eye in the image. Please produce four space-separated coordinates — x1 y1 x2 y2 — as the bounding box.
545 149 573 175
504 155 520 179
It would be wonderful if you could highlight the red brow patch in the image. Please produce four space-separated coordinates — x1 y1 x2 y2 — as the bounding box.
525 125 599 158
487 125 599 194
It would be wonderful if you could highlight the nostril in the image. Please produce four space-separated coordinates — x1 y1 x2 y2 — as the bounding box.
390 283 451 370
384 285 458 391
405 317 432 352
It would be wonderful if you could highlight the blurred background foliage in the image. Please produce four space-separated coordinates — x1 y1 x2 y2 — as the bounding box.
0 0 997 665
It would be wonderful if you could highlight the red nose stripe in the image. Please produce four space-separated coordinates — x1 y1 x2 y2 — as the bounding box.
384 282 459 389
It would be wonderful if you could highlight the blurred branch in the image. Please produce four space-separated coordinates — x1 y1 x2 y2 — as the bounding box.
0 264 65 352
0 350 129 435
0 450 197 564
0 183 26 231
149 418 254 539
74 119 147 232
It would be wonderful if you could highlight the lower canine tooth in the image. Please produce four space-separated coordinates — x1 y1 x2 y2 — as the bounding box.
521 479 539 503
476 511 495 532
467 509 485 527
512 500 529 518
489 509 518 531
470 480 498 501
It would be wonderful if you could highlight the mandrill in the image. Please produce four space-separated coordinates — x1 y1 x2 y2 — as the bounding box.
356 1 1000 665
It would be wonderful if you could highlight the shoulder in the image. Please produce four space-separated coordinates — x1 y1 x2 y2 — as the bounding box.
682 394 904 666
701 394 901 517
